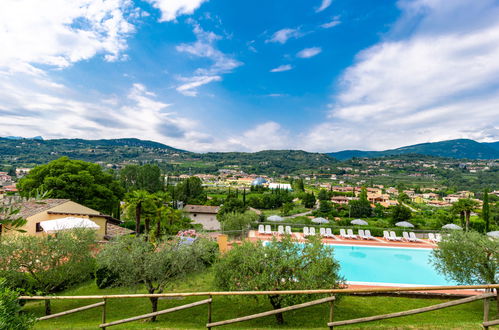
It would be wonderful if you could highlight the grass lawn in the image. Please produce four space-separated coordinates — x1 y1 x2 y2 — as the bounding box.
25 271 496 329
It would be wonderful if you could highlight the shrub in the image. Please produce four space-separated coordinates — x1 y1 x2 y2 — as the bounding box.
95 266 118 289
0 278 36 330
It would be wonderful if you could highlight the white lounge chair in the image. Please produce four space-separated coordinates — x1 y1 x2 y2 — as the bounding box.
309 227 316 236
347 229 358 239
383 230 392 241
409 232 422 243
285 226 292 235
358 229 367 239
320 227 327 237
364 230 375 240
402 231 411 241
435 233 442 243
390 231 402 241
258 224 265 235
428 233 437 243
325 228 335 238
303 227 310 237
265 225 272 235
277 225 285 235
340 228 349 239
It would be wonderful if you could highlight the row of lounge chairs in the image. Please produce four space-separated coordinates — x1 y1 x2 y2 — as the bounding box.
258 224 292 235
383 230 425 243
428 233 442 243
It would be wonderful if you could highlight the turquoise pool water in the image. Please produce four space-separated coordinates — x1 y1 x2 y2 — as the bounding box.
330 244 456 286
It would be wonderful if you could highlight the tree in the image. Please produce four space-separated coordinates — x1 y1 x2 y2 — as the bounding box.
0 229 96 315
0 278 36 330
349 188 372 218
452 199 480 231
125 190 154 236
97 236 217 321
214 236 343 324
175 177 206 204
120 164 163 193
17 157 124 214
301 192 316 209
0 204 26 240
218 212 259 234
432 231 498 285
317 189 329 201
390 204 412 224
483 189 490 233
217 197 247 218
281 202 294 216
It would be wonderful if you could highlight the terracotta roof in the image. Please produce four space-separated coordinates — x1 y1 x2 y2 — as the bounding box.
105 223 134 239
183 204 220 214
12 199 71 218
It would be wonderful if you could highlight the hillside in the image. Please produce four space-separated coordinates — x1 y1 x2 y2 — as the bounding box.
328 139 499 160
0 138 337 174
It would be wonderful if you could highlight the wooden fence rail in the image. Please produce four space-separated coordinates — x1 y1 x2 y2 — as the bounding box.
21 284 499 329
327 292 495 328
207 296 335 328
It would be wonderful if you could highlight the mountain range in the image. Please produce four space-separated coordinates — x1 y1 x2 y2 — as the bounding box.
0 138 497 170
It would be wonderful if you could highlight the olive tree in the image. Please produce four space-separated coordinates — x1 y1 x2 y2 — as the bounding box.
0 229 96 315
213 236 343 324
432 231 498 285
0 278 36 330
97 236 217 321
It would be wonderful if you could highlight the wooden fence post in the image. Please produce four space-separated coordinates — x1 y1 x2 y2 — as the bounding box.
207 295 212 329
102 299 107 330
329 295 335 330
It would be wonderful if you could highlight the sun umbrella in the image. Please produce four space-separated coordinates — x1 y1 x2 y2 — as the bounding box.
395 221 414 228
267 215 284 222
442 223 462 230
312 217 329 224
486 231 499 238
350 219 368 226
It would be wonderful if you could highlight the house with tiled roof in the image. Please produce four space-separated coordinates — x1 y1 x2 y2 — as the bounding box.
183 204 220 230
1 198 132 240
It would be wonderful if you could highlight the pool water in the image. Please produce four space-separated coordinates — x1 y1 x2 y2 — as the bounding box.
331 244 456 286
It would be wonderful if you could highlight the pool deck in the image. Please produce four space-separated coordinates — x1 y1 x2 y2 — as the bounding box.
247 230 437 249
242 230 482 296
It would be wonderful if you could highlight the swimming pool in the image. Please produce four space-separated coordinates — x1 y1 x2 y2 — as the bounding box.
331 244 456 286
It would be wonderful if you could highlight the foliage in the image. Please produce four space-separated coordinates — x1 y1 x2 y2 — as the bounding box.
317 189 329 201
17 157 124 214
0 278 36 330
94 266 118 289
280 202 294 216
213 236 343 324
0 204 26 239
120 164 163 193
97 236 216 320
124 190 155 236
174 177 206 204
218 211 258 233
483 189 490 232
247 191 294 210
451 199 480 231
389 204 412 224
301 192 316 209
432 231 498 284
217 197 247 217
348 188 372 218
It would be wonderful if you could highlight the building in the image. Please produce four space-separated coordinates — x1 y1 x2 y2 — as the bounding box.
183 204 221 230
1 199 129 240
268 183 292 190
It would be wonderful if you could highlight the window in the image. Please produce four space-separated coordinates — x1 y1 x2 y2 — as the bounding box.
35 222 43 232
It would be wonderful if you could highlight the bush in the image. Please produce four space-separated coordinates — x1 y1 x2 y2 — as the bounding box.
0 278 36 330
95 266 118 289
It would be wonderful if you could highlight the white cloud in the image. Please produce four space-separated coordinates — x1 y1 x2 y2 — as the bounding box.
304 0 499 151
176 23 242 96
0 0 136 72
145 0 207 22
226 122 293 152
297 47 322 58
316 0 332 13
321 17 341 28
270 64 293 72
266 28 303 44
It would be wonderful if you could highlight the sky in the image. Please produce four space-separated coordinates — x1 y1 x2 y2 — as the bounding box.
0 0 498 153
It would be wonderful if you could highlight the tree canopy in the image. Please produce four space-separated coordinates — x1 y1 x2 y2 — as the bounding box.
213 236 343 324
17 157 124 215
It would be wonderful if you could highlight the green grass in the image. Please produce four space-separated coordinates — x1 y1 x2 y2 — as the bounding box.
25 271 496 329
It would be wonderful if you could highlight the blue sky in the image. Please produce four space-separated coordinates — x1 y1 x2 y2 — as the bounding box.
0 0 498 152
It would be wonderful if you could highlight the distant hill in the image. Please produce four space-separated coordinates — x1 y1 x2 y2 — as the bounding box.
328 139 499 160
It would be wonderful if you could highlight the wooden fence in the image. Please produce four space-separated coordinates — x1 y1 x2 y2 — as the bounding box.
20 284 499 329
